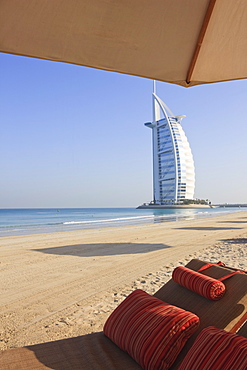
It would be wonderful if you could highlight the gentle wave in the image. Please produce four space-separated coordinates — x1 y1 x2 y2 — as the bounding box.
63 215 155 225
0 222 63 229
63 212 205 226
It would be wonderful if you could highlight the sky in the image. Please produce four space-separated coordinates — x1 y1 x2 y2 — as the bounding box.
1 52 247 208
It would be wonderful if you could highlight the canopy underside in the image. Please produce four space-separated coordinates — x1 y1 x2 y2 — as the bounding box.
1 0 247 86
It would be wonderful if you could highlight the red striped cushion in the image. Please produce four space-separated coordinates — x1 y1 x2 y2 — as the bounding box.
103 289 199 370
172 266 225 300
178 326 247 370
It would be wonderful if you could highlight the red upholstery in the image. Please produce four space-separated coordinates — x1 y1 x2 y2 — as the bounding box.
103 289 199 370
178 326 247 370
172 266 225 300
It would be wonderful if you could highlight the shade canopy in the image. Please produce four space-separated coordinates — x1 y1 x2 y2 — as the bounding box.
1 0 247 87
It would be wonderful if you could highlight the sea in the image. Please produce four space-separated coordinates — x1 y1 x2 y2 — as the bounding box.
0 207 245 237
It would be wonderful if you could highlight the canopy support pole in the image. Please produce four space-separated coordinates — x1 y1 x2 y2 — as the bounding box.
186 0 217 85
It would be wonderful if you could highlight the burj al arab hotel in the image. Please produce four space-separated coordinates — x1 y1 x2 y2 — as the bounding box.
145 83 195 205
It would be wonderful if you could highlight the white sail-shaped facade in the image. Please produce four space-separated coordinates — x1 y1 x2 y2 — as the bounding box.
145 90 195 204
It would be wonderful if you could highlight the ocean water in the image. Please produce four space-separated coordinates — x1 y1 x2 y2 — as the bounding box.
0 207 245 237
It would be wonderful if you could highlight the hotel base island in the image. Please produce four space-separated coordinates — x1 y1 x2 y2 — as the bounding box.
138 82 213 209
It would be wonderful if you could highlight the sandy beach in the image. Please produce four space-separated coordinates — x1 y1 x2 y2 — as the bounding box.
0 211 247 350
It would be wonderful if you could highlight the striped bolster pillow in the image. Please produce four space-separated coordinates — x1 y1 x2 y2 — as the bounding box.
103 289 199 370
172 266 225 300
178 326 247 370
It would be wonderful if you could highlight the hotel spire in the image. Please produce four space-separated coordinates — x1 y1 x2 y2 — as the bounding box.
145 83 195 204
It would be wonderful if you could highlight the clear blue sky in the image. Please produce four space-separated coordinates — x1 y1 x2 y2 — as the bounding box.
1 52 246 207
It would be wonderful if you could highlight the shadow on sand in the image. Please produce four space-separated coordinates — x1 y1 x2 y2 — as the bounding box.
220 238 247 244
173 226 243 231
217 220 247 224
32 242 172 257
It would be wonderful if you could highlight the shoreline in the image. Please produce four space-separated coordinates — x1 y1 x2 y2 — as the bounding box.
0 207 245 238
137 204 215 209
0 211 247 350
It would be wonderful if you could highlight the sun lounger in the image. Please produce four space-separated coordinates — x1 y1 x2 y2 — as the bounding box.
0 259 246 369
153 259 247 368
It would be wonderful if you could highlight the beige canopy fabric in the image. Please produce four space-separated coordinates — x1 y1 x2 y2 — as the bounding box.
0 0 247 87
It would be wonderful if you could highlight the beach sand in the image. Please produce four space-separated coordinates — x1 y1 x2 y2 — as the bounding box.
0 211 247 350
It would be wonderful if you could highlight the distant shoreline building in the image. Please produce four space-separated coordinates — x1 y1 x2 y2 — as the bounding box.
144 83 195 205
